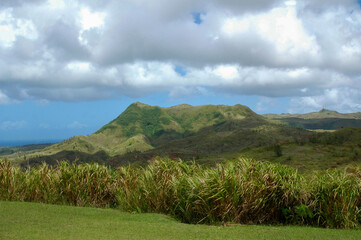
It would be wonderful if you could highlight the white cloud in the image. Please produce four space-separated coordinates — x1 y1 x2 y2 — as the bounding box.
213 65 239 80
79 8 106 30
224 6 313 51
222 18 250 35
0 8 38 48
66 61 91 72
0 90 10 104
255 7 319 56
0 120 27 130
285 1 297 6
0 0 360 112
48 0 65 10
289 88 361 113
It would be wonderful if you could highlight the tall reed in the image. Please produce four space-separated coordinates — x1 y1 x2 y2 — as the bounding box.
0 160 117 207
1 158 360 228
116 158 305 224
308 169 361 228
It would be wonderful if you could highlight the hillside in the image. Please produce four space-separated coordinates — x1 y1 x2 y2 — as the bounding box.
19 103 361 170
239 127 361 172
264 109 361 130
23 102 312 166
0 144 52 158
264 109 361 119
38 102 271 156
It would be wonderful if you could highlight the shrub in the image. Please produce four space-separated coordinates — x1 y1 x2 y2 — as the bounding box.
274 144 282 157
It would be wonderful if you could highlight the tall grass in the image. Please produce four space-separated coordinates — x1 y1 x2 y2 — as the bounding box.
309 169 361 228
1 158 360 228
0 160 117 207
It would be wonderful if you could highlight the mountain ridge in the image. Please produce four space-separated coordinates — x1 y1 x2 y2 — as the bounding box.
263 109 361 130
22 103 361 169
264 109 361 120
33 102 275 158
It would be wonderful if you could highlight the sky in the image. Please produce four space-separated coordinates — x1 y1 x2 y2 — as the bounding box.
0 0 361 144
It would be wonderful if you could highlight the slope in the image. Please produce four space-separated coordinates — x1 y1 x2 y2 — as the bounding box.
24 102 315 167
264 109 361 130
38 102 269 157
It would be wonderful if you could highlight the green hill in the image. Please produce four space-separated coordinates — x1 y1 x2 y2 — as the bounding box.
38 102 270 156
264 109 361 120
21 104 361 170
264 109 361 130
24 102 309 166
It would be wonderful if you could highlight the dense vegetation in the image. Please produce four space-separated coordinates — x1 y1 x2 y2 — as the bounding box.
1 158 360 229
273 118 361 130
22 127 361 173
238 127 361 172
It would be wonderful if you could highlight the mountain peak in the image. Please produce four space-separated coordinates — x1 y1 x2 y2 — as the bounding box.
319 108 337 113
132 102 150 108
169 104 192 109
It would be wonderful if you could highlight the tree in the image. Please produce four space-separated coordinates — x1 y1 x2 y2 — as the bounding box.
274 143 282 157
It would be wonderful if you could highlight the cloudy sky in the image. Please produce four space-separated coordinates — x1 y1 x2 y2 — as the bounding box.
1 0 361 144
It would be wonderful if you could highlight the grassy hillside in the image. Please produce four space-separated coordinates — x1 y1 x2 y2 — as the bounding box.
24 102 287 165
264 109 361 120
238 127 361 172
0 144 52 160
264 109 361 130
2 202 360 240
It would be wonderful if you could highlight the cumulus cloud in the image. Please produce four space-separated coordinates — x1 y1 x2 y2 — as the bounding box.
289 88 361 113
0 0 361 112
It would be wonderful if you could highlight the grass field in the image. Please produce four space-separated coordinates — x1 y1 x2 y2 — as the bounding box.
1 201 360 240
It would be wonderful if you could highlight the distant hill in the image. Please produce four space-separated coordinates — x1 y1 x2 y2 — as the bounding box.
264 109 361 119
0 144 52 157
25 102 313 167
264 109 361 130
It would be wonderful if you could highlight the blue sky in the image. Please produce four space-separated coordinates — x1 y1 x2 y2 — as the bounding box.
0 0 361 145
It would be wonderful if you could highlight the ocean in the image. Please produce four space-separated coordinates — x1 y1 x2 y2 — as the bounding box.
0 139 63 147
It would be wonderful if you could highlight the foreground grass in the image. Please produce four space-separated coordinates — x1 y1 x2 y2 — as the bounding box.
1 201 360 240
1 158 361 228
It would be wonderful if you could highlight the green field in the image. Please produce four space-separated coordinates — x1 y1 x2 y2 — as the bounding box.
1 201 360 240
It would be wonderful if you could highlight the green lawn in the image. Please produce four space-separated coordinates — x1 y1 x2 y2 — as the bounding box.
1 202 360 240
